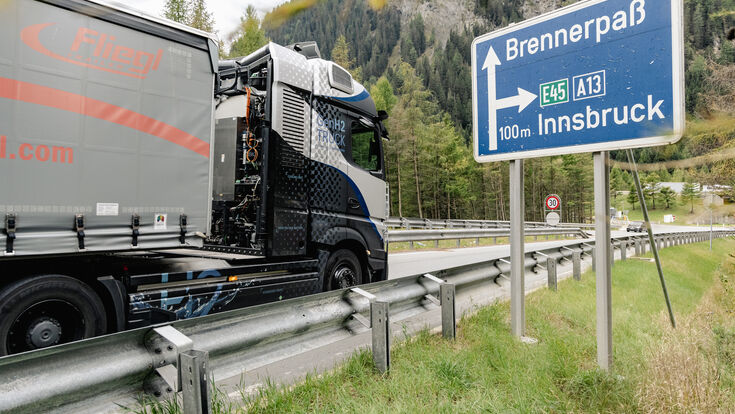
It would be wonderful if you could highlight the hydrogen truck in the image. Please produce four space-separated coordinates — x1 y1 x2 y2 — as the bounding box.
0 0 389 355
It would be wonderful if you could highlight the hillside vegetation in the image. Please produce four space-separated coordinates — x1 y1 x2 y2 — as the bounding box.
164 0 735 223
262 0 735 222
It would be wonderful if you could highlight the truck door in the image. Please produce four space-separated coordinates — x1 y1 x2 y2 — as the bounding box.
344 116 387 251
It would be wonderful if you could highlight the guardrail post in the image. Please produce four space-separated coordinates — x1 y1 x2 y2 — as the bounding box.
441 284 456 339
350 287 390 374
634 240 640 256
642 239 647 254
547 257 557 291
180 350 211 414
371 301 390 374
573 251 581 281
620 241 627 261
422 274 456 340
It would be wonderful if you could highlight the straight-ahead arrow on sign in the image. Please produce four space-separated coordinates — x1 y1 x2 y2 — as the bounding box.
483 46 537 151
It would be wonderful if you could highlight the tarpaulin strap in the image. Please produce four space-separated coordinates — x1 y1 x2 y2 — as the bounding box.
179 215 187 244
74 214 86 250
131 214 140 247
4 214 16 254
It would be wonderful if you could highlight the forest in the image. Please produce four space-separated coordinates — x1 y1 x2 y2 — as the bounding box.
163 0 735 223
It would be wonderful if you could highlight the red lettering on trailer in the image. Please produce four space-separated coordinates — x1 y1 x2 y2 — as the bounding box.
0 136 73 164
0 78 209 158
22 23 163 79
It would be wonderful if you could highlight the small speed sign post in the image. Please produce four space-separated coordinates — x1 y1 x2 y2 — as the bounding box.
545 194 561 226
471 0 684 370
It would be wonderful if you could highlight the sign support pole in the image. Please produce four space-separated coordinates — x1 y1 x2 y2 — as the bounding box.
626 149 676 328
593 151 612 370
510 159 525 337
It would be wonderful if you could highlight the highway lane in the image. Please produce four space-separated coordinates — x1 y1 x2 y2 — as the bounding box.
388 223 717 279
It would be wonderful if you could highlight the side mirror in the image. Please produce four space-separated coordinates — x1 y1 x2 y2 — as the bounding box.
377 110 389 121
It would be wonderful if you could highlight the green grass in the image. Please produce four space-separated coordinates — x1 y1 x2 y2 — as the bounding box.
130 238 735 413
243 238 735 413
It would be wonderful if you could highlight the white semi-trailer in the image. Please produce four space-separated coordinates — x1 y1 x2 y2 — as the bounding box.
0 0 389 355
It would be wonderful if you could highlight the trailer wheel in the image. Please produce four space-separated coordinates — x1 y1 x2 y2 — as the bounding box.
324 249 363 291
0 275 107 356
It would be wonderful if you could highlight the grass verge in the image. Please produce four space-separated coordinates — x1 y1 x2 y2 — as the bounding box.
130 238 735 413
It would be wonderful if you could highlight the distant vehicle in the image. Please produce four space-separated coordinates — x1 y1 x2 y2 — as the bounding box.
627 221 645 232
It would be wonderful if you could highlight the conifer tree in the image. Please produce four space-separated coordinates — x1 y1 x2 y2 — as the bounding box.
162 0 189 24
229 6 268 58
189 0 215 32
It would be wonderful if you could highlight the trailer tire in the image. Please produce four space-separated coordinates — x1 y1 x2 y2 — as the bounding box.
0 275 107 356
323 249 363 291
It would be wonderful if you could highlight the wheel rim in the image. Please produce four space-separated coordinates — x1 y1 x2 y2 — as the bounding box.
7 300 86 354
333 260 358 289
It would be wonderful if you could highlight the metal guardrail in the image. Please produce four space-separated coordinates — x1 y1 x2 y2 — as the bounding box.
1 229 733 413
385 217 595 230
387 227 589 248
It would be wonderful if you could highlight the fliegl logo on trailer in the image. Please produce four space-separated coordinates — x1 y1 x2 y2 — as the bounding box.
21 23 163 79
471 0 685 162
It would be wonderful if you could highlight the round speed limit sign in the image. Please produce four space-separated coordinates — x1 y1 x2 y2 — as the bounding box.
545 194 561 211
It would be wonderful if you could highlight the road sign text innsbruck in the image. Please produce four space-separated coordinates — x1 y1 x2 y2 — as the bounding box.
471 0 685 162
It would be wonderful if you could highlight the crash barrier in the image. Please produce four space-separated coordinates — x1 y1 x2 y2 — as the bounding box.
387 227 590 249
386 217 595 230
1 230 733 414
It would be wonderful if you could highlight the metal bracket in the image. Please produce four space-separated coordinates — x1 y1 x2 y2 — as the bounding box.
143 326 211 413
145 325 193 384
348 287 376 328
4 214 16 255
559 246 574 263
581 242 594 259
74 214 86 251
494 258 511 281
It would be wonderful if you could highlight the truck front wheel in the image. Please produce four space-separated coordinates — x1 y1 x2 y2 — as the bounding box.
323 249 363 291
0 275 107 356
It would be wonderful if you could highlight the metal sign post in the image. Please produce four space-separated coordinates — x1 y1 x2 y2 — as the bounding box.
510 160 525 337
593 152 612 369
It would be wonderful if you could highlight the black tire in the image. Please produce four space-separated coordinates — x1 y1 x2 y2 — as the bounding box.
0 275 107 356
323 249 363 291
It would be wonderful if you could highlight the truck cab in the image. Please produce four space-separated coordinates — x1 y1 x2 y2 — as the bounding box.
211 42 389 290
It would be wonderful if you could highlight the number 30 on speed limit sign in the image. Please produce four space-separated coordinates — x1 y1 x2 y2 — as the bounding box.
545 194 561 211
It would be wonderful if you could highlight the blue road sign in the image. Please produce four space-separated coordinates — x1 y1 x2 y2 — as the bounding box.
471 0 684 162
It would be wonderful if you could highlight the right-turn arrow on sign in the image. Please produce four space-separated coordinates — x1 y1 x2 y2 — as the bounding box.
471 0 685 162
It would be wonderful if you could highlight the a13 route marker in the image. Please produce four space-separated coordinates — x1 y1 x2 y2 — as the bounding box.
471 0 685 162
